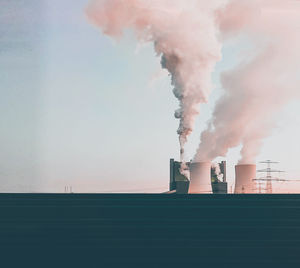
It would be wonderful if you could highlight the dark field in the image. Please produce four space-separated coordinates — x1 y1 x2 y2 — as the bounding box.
1 193 300 266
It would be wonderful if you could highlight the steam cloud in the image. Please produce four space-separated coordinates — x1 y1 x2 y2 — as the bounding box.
195 0 300 164
86 0 226 167
86 0 300 167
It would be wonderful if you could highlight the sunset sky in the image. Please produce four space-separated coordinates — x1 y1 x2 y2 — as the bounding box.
1 0 300 193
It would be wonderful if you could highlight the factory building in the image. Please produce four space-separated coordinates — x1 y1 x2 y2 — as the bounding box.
169 159 227 194
212 161 228 194
169 159 190 194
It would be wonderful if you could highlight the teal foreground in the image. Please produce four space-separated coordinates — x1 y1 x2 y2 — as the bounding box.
1 193 300 266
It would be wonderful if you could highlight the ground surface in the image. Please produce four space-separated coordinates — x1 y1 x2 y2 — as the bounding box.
0 193 300 266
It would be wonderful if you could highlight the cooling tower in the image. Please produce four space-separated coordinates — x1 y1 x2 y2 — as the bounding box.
189 162 212 194
234 164 256 194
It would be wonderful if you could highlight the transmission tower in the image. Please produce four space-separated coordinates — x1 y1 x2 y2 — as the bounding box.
253 180 266 194
254 160 285 194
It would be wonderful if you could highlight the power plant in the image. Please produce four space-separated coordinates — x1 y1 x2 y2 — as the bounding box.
168 159 292 194
169 159 228 194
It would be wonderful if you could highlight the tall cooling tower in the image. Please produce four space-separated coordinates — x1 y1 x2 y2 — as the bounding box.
189 162 212 194
234 164 256 194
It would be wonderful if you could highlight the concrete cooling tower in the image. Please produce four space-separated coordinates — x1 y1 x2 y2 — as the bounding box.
189 162 212 194
234 164 256 194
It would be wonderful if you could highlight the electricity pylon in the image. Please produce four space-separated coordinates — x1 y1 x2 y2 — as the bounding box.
254 160 285 194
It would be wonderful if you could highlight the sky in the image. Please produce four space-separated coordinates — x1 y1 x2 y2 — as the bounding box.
1 0 300 193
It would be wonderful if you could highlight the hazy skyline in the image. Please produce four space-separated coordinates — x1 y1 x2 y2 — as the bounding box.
1 0 300 193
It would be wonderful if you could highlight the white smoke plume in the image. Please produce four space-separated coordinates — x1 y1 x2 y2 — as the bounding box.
211 162 223 181
86 0 227 168
195 0 300 164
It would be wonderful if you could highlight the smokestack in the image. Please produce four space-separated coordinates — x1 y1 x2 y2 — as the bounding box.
234 164 256 194
189 162 212 194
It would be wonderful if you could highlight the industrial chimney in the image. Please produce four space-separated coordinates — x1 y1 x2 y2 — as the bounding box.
234 164 256 194
189 162 212 194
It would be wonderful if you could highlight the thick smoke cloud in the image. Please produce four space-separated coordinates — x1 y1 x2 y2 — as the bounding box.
86 0 226 165
86 0 300 167
195 0 300 164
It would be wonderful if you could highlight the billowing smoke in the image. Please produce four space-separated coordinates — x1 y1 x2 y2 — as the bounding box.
211 162 223 181
86 0 226 169
195 0 300 164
